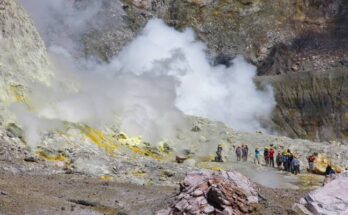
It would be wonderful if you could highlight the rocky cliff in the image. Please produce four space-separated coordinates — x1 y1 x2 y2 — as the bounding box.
76 0 348 142
0 0 52 118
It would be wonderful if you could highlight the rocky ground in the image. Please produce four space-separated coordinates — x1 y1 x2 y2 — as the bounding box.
0 112 343 215
0 99 344 215
0 124 329 215
0 158 316 215
0 114 344 215
0 166 175 215
255 186 309 215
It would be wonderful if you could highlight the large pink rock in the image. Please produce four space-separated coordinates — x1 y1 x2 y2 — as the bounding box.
296 171 348 214
157 171 258 215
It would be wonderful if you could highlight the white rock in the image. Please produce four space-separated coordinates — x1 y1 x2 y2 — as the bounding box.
203 205 215 214
299 172 348 214
183 158 196 167
292 203 313 215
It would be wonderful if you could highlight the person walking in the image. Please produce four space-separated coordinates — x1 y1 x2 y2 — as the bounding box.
288 150 294 173
276 151 282 169
264 147 269 166
236 146 242 161
242 145 249 161
292 156 300 175
282 150 288 171
307 154 316 173
325 165 335 176
254 147 260 165
215 144 223 162
269 148 275 167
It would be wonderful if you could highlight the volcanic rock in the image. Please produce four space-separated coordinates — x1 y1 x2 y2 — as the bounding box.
157 171 258 215
295 171 348 214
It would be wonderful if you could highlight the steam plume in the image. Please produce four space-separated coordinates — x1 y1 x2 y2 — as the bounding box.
17 1 275 147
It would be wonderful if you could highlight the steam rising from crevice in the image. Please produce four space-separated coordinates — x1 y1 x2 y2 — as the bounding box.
17 0 276 147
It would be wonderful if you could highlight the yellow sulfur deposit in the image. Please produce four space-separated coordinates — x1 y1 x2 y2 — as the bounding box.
158 142 172 154
130 146 162 160
210 166 223 172
114 132 164 160
3 85 30 106
132 170 146 178
196 162 226 171
37 150 67 162
313 154 342 175
80 127 164 160
116 132 142 146
297 174 324 190
209 155 215 162
9 85 26 103
100 175 113 181
81 126 117 155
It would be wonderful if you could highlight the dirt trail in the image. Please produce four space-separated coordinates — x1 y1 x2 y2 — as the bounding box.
197 161 325 189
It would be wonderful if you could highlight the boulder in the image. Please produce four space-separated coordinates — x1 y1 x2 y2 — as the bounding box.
176 155 189 163
292 203 312 215
23 156 37 162
157 171 258 214
191 125 201 132
296 171 348 214
313 154 342 175
6 123 23 140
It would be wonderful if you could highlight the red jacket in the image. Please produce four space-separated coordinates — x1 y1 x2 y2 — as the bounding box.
308 156 315 162
269 149 275 158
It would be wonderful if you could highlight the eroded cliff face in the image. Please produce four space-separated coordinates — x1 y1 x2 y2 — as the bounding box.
84 0 297 63
85 0 341 64
76 0 348 142
259 70 348 141
0 0 52 113
257 1 348 142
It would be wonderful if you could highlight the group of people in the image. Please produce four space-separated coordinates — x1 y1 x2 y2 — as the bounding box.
215 144 249 162
214 144 301 175
255 146 301 174
214 144 340 177
235 145 249 161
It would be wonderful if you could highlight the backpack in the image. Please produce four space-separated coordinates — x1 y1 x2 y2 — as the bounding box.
283 156 288 162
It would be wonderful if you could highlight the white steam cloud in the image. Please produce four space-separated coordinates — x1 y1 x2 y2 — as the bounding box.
115 20 275 131
17 1 275 147
19 0 104 56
